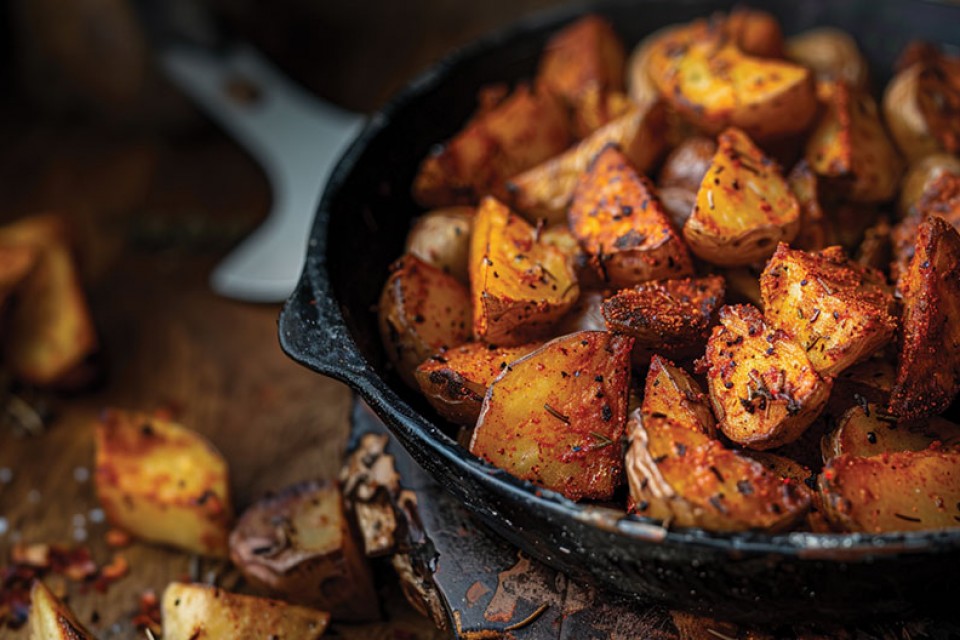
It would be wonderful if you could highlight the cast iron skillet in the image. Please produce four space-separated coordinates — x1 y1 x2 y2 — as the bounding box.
279 0 960 624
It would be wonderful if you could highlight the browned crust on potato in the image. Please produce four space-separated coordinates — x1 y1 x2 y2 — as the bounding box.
642 355 716 438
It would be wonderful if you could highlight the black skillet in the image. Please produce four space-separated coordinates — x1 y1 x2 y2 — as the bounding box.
279 0 960 624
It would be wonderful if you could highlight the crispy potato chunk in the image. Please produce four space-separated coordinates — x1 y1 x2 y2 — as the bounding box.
469 197 578 345
822 404 960 463
891 172 960 287
805 82 903 203
505 101 668 224
29 580 96 640
659 136 717 192
602 275 724 364
646 20 816 141
642 355 716 438
94 409 233 557
626 412 811 532
0 214 98 387
229 480 377 621
898 153 960 217
569 145 692 288
684 128 800 266
626 25 680 109
162 582 330 639
412 84 571 207
787 161 832 251
405 206 474 284
819 449 960 532
700 305 833 450
415 341 540 427
889 216 960 419
785 28 869 89
470 331 633 501
760 244 896 376
378 254 472 388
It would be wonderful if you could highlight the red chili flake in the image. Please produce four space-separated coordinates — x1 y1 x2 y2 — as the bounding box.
132 589 162 636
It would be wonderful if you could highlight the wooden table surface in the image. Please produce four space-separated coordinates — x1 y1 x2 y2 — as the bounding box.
0 1 569 637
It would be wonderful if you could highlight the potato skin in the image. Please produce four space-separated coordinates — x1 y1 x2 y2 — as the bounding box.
898 152 960 218
642 355 716 438
891 172 960 287
684 128 800 266
470 331 633 501
378 254 472 388
405 206 474 284
29 580 96 640
822 404 960 463
700 304 833 450
785 27 869 89
659 136 717 192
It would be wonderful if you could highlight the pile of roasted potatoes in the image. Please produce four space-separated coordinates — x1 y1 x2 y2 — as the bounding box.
379 10 960 535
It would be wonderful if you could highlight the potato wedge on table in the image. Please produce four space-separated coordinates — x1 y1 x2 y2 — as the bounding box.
469 197 578 345
602 275 724 364
700 305 833 450
822 404 960 463
569 145 692 288
412 83 570 207
805 82 903 203
162 582 330 639
641 355 716 438
415 341 541 427
684 128 800 266
505 100 667 225
29 580 96 640
819 449 960 532
785 27 869 89
229 480 378 621
94 409 233 557
378 254 472 388
405 206 474 285
889 216 960 420
470 331 633 501
646 20 816 141
760 243 896 376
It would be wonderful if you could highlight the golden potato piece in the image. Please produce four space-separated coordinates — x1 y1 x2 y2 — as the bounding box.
378 254 472 388
700 304 833 450
470 331 633 501
642 355 716 438
819 449 960 532
161 582 330 640
805 82 903 203
469 197 578 346
602 275 724 364
898 152 960 218
505 101 668 225
415 341 540 427
229 480 378 621
760 244 896 376
785 27 869 89
0 214 98 387
405 206 473 284
891 172 960 287
412 84 571 207
94 409 233 557
626 411 810 532
569 145 692 288
889 216 960 420
822 404 960 463
646 20 816 141
572 89 635 138
626 25 680 109
684 128 800 266
659 136 717 192
29 580 96 640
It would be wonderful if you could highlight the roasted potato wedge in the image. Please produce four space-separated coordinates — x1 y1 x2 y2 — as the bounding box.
626 25 680 109
898 152 960 217
415 341 540 426
405 206 474 284
646 20 816 141
760 244 896 376
626 411 811 532
29 580 96 640
642 355 716 438
785 27 869 89
539 224 605 290
94 409 233 557
162 582 330 639
469 197 578 345
659 136 717 192
684 128 800 266
805 82 903 203
229 480 378 621
470 331 633 501
822 404 960 463
700 305 833 450
505 100 668 224
891 172 960 287
819 449 960 532
602 275 724 364
412 84 570 207
378 254 472 388
786 161 832 251
569 145 692 288
889 216 960 419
